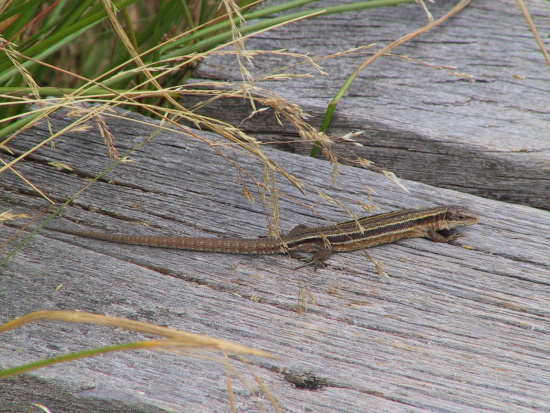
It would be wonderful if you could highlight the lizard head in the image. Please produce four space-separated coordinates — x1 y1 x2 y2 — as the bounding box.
445 206 480 228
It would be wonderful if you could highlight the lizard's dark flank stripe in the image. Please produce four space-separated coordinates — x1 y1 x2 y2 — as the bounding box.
52 206 479 261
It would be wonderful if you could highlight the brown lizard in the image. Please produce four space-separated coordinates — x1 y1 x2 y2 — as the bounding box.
52 205 479 264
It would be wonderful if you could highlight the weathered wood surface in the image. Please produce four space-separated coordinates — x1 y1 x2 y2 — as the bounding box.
186 0 550 209
1 111 549 412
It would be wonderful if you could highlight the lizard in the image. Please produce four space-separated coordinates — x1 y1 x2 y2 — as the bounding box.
51 205 479 265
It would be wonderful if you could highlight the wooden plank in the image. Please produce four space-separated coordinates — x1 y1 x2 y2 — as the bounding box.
1 111 549 412
186 0 550 209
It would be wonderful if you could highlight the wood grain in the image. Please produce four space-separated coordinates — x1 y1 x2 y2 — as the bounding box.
1 107 548 412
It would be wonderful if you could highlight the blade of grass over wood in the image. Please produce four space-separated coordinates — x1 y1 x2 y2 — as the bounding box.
310 0 472 157
0 310 278 411
0 310 273 358
0 341 213 379
0 116 165 265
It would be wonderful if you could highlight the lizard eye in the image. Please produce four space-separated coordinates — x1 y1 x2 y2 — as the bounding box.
448 209 469 221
